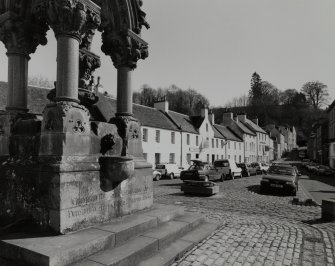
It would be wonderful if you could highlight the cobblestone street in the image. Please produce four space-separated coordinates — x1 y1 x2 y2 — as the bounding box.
154 176 335 266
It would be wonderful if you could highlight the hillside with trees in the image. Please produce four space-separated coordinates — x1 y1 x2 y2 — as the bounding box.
133 73 331 145
133 84 210 116
213 72 330 144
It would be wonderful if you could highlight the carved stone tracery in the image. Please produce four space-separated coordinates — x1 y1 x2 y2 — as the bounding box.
0 0 49 55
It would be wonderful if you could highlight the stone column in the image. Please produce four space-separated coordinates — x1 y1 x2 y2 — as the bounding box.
46 1 89 102
117 66 133 115
0 3 48 112
0 2 48 158
6 52 29 111
56 36 80 101
100 0 150 156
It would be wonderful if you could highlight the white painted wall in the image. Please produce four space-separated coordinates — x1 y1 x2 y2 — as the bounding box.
141 126 181 168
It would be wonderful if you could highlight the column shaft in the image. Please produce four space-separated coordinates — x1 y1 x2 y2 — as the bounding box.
56 36 79 101
6 53 29 111
117 66 133 115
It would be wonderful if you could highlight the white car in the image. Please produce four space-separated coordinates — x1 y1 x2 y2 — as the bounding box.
154 163 182 179
260 162 269 173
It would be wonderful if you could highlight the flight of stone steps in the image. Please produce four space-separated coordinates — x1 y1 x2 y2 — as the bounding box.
0 204 219 266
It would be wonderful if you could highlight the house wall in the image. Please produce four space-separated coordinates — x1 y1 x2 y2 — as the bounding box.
226 140 244 163
244 134 257 163
142 126 181 168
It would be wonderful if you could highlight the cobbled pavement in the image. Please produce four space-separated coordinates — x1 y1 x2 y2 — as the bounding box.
153 176 335 266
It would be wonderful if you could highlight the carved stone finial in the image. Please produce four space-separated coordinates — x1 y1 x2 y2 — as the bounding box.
0 0 49 55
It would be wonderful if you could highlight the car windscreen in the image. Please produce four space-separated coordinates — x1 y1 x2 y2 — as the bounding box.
189 165 204 170
155 165 165 169
214 161 229 167
268 166 294 176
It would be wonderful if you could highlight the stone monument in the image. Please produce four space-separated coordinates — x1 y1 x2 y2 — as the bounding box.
0 0 153 234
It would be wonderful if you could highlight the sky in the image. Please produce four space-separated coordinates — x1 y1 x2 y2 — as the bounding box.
0 0 334 107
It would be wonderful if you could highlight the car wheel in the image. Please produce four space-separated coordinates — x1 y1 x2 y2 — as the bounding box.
169 173 174 179
154 174 161 181
220 174 225 182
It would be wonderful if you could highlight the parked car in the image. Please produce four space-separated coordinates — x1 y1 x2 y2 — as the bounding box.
213 159 242 180
153 170 162 181
249 162 264 174
314 165 335 176
180 160 222 182
237 163 257 177
306 162 319 172
260 164 300 196
154 163 182 179
260 162 270 173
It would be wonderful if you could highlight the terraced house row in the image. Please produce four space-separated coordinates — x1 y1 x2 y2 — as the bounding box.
0 82 297 168
138 98 296 168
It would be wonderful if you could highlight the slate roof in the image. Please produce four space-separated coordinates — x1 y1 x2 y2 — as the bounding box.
0 82 182 132
133 104 180 131
236 121 256 135
213 124 243 142
243 119 267 134
166 111 199 134
0 81 50 114
213 125 225 139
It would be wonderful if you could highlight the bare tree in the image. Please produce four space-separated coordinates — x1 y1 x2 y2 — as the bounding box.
28 75 54 88
301 81 329 110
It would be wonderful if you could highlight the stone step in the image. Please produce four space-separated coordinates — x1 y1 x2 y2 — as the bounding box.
138 222 220 266
0 204 184 266
74 212 205 266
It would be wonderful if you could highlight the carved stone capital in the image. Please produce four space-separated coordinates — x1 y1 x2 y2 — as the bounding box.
99 0 149 69
79 48 101 89
101 29 148 69
44 0 101 41
0 1 49 55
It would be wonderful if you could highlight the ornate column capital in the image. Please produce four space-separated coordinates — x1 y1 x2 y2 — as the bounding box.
99 0 149 69
101 29 148 69
0 0 49 56
43 0 101 41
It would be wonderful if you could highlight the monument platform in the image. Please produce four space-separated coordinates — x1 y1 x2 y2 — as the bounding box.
0 204 220 266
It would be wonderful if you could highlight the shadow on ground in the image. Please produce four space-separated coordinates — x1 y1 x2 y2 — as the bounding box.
247 185 293 197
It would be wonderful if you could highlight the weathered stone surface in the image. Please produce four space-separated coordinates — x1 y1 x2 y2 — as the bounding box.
0 228 114 266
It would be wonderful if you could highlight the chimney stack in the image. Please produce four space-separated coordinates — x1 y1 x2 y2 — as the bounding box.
201 105 209 119
222 112 233 123
237 113 247 122
154 96 169 113
252 117 259 125
209 111 215 124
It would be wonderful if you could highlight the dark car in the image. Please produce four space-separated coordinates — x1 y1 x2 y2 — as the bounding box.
237 163 257 177
314 165 335 176
260 164 300 196
180 160 222 182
